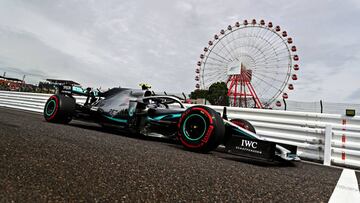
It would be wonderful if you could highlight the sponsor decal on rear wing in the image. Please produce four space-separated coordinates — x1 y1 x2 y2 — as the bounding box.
59 85 73 94
59 85 87 95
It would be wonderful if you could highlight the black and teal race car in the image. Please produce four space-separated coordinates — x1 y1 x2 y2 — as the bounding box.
43 85 299 162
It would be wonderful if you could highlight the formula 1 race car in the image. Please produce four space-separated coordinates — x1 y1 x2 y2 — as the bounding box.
43 85 299 162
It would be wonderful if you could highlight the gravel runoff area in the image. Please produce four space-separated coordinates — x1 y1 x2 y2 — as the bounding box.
0 107 344 202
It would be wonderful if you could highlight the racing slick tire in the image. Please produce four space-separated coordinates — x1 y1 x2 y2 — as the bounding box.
178 105 225 153
230 119 256 134
44 94 75 124
222 118 257 145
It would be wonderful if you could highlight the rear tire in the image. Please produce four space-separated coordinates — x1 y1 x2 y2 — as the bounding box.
178 105 225 153
44 94 75 124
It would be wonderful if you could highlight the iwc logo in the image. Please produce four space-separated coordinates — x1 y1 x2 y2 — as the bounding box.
241 140 258 149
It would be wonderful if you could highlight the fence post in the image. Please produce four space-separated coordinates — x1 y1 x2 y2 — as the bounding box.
283 98 287 111
323 125 332 166
320 100 323 113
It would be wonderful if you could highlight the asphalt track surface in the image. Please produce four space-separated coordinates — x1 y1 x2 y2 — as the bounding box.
0 107 357 202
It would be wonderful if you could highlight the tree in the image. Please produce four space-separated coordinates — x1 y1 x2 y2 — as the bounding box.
189 89 208 99
207 82 229 106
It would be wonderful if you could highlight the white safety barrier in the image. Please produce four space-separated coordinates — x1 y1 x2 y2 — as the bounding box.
1 90 360 169
0 91 86 112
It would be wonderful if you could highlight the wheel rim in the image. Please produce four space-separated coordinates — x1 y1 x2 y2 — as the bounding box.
45 100 56 116
182 114 207 141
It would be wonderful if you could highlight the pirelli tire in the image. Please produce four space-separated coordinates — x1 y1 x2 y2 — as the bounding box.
44 94 75 124
222 118 257 145
230 119 256 134
178 105 225 153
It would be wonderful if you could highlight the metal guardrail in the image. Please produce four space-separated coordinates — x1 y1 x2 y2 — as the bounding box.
1 90 360 168
183 105 360 168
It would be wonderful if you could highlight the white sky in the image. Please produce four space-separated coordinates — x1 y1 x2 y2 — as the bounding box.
0 0 359 103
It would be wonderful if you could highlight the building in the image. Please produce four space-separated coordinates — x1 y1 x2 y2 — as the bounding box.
0 76 24 91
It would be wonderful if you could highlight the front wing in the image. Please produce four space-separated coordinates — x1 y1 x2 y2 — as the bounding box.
224 120 299 161
225 136 299 161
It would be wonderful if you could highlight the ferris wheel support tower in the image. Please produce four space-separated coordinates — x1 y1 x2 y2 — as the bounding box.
227 63 263 108
195 19 300 108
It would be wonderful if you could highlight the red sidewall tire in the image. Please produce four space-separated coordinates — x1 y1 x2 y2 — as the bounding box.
44 95 59 122
178 105 225 153
44 94 75 124
230 119 256 134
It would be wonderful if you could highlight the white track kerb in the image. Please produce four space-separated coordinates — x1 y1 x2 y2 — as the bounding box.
1 90 360 169
328 169 360 203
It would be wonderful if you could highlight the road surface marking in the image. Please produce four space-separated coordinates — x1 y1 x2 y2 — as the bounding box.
328 169 360 203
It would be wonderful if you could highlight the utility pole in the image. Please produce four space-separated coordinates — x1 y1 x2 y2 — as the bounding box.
3 72 5 77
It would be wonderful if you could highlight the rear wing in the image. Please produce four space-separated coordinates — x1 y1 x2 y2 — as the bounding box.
58 84 99 106
58 84 88 96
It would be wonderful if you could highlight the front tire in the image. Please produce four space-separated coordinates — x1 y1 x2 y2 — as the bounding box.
178 105 225 153
230 119 256 133
44 94 75 124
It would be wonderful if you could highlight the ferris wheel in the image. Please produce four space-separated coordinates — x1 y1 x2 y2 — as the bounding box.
195 19 299 108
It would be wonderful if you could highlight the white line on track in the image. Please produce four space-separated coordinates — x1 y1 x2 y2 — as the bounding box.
328 169 360 203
